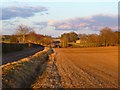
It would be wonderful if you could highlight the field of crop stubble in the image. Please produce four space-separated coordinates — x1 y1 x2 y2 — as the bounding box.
54 47 118 88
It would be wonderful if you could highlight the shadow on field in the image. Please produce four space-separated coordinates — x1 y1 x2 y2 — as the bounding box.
2 43 45 65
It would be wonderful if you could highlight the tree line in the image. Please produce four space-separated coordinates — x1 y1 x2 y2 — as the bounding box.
60 27 119 48
10 25 52 46
9 25 119 48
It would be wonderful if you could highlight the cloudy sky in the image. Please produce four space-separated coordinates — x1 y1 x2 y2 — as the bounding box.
0 0 118 37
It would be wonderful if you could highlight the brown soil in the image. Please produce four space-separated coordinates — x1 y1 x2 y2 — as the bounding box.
54 47 118 88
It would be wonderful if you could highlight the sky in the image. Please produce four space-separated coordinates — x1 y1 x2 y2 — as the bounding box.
0 0 118 37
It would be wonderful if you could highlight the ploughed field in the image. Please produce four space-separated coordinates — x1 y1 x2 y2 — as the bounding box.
54 47 118 88
2 47 118 88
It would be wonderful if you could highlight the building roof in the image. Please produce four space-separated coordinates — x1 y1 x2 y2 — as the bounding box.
53 38 61 42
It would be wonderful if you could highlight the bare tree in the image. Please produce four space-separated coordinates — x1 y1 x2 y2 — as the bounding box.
26 31 36 43
15 25 31 43
87 34 99 43
100 27 115 46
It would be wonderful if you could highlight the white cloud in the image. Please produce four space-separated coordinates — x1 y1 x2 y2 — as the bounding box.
2 14 118 37
1 6 48 20
51 14 117 32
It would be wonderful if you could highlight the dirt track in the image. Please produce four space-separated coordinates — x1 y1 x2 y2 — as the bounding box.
32 47 118 88
32 53 62 88
54 47 118 88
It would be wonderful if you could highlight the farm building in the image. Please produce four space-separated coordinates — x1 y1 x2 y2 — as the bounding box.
76 39 87 44
76 40 81 43
1 35 11 43
52 38 61 48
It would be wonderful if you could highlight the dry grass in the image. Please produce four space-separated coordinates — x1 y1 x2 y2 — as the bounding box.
55 46 118 88
1 47 53 88
31 52 62 88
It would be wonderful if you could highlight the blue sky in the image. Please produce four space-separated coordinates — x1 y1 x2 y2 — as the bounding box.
0 0 118 37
